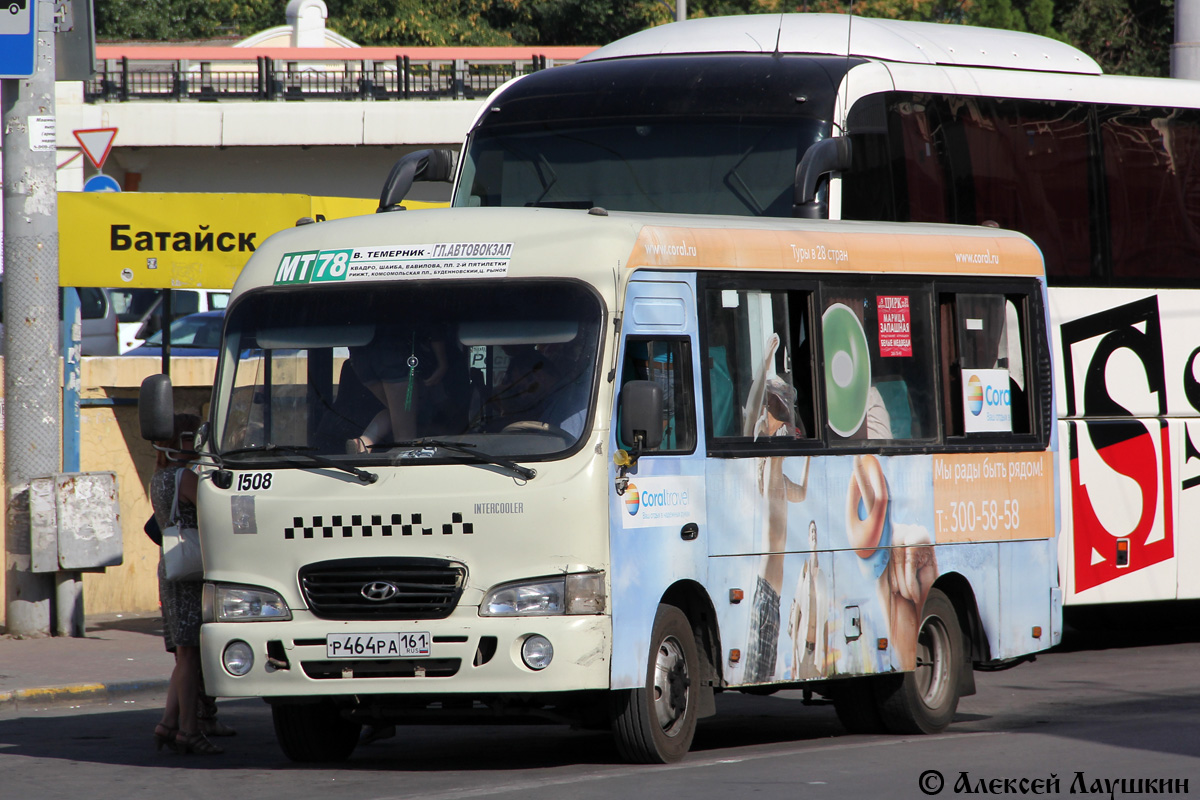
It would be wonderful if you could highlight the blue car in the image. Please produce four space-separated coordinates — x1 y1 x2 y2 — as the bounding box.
126 310 225 357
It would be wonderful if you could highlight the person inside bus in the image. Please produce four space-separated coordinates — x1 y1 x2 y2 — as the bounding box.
314 355 386 453
481 343 558 430
539 336 592 438
346 325 448 452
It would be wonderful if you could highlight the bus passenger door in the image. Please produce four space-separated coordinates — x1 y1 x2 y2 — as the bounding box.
608 273 707 691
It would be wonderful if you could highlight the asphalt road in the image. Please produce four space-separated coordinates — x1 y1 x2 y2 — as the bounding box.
3 623 1198 800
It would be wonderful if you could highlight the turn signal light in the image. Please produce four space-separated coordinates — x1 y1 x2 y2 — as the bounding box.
1116 538 1130 567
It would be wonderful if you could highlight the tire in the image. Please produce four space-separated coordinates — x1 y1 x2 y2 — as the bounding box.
272 700 362 762
832 676 889 734
876 588 964 734
611 603 700 763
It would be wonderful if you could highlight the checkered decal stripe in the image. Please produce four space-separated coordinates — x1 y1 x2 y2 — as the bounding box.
284 512 473 539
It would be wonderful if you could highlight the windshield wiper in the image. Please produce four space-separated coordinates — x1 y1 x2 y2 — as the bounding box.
219 444 378 484
375 438 536 481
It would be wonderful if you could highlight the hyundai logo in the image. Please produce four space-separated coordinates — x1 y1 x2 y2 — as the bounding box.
361 581 400 601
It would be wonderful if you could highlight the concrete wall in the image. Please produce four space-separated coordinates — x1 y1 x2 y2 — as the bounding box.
1 357 217 630
57 95 482 199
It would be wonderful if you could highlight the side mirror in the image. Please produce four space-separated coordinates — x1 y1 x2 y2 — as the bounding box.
620 380 664 451
139 374 175 441
793 136 853 219
377 149 457 213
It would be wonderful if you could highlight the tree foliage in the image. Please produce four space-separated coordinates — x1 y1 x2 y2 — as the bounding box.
1059 0 1174 76
95 0 283 41
94 0 1178 76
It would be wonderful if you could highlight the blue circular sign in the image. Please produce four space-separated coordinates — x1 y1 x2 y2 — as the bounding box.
83 174 121 193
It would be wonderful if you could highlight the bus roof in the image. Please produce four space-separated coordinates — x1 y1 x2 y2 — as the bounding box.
582 13 1102 76
238 207 1044 298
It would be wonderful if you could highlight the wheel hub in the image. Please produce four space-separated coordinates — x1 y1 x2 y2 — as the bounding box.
652 635 690 736
915 614 952 709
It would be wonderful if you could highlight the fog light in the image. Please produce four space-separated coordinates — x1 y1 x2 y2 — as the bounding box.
521 635 553 670
223 640 255 676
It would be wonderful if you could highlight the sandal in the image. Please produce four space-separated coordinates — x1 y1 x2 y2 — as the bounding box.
154 723 178 752
175 731 224 755
199 716 237 737
346 437 368 454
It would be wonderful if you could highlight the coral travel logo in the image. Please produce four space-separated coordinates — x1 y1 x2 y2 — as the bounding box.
961 368 1013 434
967 374 984 416
625 483 641 516
620 476 707 529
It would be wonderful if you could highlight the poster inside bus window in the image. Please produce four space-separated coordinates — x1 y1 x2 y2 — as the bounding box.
961 368 1012 433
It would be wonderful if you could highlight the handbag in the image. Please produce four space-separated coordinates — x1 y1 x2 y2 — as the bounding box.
144 514 162 547
161 468 203 581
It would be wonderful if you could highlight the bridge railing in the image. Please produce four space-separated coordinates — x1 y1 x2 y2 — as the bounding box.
85 46 595 103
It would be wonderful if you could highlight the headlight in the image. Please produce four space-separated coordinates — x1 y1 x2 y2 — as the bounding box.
223 640 255 676
480 572 605 617
202 583 292 623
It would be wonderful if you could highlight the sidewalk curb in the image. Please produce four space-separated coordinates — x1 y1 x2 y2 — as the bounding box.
0 678 170 714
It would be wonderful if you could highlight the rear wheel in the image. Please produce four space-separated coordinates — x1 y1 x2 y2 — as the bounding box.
611 603 699 763
272 700 361 762
876 588 963 734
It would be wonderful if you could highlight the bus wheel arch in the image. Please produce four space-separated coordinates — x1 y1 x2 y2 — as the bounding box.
660 580 723 706
931 571 985 699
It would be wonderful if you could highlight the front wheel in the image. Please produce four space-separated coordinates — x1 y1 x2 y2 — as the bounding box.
876 588 964 734
611 603 700 763
272 700 361 762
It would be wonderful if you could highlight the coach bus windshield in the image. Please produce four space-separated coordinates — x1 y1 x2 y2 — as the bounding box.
215 280 604 466
454 55 847 217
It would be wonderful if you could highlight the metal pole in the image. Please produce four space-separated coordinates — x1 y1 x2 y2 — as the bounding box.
161 288 172 376
1174 0 1200 80
676 0 686 22
2 0 60 637
59 288 83 637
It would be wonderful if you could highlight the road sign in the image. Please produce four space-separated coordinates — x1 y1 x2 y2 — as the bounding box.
83 174 120 193
57 192 380 288
0 0 36 78
73 127 118 169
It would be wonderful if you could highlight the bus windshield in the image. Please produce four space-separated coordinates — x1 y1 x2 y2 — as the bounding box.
216 280 604 464
454 54 845 217
457 118 825 216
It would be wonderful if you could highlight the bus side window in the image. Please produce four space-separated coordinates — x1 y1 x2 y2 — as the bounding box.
944 292 1032 436
619 338 696 453
822 287 935 443
703 287 813 442
1003 298 1031 434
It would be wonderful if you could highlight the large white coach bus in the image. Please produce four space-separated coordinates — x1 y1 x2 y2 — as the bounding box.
141 209 1060 762
438 13 1200 610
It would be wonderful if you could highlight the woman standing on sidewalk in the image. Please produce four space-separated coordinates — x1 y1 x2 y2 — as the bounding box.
150 413 222 755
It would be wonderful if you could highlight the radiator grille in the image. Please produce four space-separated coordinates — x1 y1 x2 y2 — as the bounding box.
299 558 467 620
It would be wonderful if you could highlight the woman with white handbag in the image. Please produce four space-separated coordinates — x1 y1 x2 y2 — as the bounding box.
149 413 223 755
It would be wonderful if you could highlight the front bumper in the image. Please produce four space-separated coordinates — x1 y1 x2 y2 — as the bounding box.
200 605 611 699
